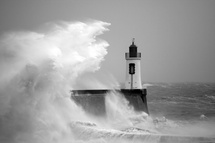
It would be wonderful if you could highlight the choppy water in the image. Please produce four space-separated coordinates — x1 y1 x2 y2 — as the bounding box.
72 83 215 142
147 82 215 121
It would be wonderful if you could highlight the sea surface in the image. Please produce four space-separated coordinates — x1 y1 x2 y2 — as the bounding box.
69 82 215 143
146 82 215 122
1 78 215 143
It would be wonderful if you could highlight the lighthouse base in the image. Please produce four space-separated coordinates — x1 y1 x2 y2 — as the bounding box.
71 89 148 116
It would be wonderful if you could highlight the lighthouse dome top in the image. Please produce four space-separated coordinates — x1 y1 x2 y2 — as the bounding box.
128 38 139 57
129 38 137 48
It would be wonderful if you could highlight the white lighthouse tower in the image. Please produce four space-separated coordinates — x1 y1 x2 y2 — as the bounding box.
125 38 142 89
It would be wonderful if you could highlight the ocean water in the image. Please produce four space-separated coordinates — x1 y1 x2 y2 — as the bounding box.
146 83 215 137
147 82 215 121
69 84 215 142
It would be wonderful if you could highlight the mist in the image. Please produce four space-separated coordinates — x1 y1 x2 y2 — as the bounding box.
0 20 110 143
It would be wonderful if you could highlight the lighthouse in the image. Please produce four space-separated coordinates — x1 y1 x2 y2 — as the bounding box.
125 38 142 89
71 38 149 115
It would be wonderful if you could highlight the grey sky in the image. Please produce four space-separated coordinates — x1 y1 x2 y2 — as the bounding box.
0 0 215 83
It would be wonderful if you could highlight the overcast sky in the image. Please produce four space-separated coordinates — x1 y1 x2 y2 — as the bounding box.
0 0 215 83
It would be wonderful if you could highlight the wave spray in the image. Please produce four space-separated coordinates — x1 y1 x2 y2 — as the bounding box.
0 21 110 143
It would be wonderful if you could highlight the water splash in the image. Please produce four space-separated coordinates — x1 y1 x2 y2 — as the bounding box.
105 91 150 130
0 20 110 143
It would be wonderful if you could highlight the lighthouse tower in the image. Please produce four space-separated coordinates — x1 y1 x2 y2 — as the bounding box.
71 38 149 115
125 38 142 89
